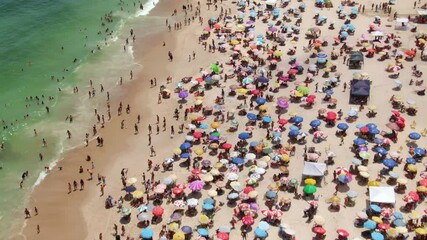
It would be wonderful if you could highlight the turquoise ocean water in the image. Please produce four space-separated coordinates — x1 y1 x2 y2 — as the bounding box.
0 0 163 237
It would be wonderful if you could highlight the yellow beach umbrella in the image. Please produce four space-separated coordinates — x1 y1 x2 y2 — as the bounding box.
210 168 220 176
409 211 421 219
213 162 223 169
367 105 377 110
289 111 297 117
208 189 218 197
194 100 203 105
387 228 398 237
237 88 248 94
304 178 316 185
230 39 240 45
132 190 144 198
281 154 290 163
199 215 210 224
173 148 182 155
168 222 180 231
396 226 408 234
327 196 341 204
173 231 186 240
211 122 221 129
368 180 380 187
407 165 418 172
417 186 427 192
415 228 427 235
258 105 268 111
372 216 383 223
194 148 204 156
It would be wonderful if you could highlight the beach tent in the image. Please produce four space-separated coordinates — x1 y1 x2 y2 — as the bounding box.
348 51 364 69
395 18 409 30
369 187 395 203
266 0 278 9
303 162 327 177
416 10 427 24
350 80 370 105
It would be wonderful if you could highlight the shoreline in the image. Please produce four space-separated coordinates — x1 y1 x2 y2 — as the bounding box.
14 0 205 238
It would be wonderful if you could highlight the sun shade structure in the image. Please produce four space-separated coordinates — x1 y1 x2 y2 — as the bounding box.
350 80 370 104
369 187 396 203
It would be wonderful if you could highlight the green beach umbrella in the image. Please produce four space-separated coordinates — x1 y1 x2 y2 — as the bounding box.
211 64 220 74
303 184 317 194
297 86 310 96
211 132 221 137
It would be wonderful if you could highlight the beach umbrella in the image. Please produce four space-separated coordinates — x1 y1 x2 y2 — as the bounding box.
381 208 393 217
242 215 254 226
125 185 136 193
141 227 154 239
393 219 406 227
348 109 358 117
297 86 310 95
347 191 358 198
364 220 377 230
247 113 257 121
258 221 270 231
313 226 326 235
256 97 267 105
181 226 192 234
232 157 245 165
138 213 150 221
352 158 362 166
211 63 219 73
383 159 397 168
337 229 349 237
406 158 416 164
288 130 299 136
254 228 268 238
197 228 209 236
359 151 371 160
262 116 272 123
313 215 325 225
353 138 366 145
414 147 425 156
409 132 421 140
189 180 205 192
338 173 352 183
133 190 144 198
304 178 317 185
357 211 368 219
180 142 192 150
173 232 185 240
375 147 388 155
178 91 189 99
303 185 317 194
174 200 186 208
292 116 304 124
230 182 243 192
198 215 210 224
371 232 384 240
337 123 349 131
152 206 164 216
370 204 382 212
238 132 251 140
310 119 321 128
265 190 277 199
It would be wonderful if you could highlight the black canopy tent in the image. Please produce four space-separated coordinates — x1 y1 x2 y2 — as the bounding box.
348 51 364 69
350 80 370 104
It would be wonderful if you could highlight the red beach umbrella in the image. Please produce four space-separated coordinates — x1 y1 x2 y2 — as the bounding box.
193 132 203 139
360 126 370 134
217 232 229 240
222 143 232 149
243 186 254 194
173 187 184 195
313 226 326 235
336 229 349 237
377 223 390 230
242 215 254 225
152 206 164 216
278 118 288 125
405 50 416 56
326 111 337 121
419 179 427 187
192 169 202 175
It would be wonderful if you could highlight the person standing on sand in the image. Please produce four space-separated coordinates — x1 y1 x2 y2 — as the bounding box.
150 146 156 156
134 124 139 134
34 207 38 215
80 179 84 190
68 182 72 193
25 208 31 218
37 224 40 234
100 184 105 196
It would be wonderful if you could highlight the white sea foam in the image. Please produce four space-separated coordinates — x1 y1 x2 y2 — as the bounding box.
136 0 160 17
128 45 134 59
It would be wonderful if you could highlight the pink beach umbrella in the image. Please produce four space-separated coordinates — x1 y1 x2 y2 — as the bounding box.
189 180 205 192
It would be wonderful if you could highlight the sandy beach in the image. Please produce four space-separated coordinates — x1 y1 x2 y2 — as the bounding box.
12 0 427 239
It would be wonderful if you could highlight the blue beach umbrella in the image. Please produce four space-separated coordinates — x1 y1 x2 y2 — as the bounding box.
370 204 381 212
262 116 272 123
197 228 209 236
374 138 384 145
238 132 251 140
366 123 377 129
414 147 425 156
292 116 304 124
371 232 384 240
383 159 397 168
325 89 334 95
258 221 270 231
340 31 349 38
265 190 277 199
337 123 349 131
406 158 416 164
181 226 192 234
356 123 365 129
393 212 404 219
288 130 299 136
181 153 190 158
247 113 258 121
254 228 267 238
232 157 245 164
199 123 208 129
393 219 406 226
125 185 136 193
257 76 269 83
409 132 421 140
256 97 267 105
375 147 388 155
364 220 377 230
250 141 260 147
180 142 192 150
289 125 299 131
203 203 214 210
203 198 215 205
369 128 380 135
141 227 154 239
353 138 366 145
310 119 321 128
